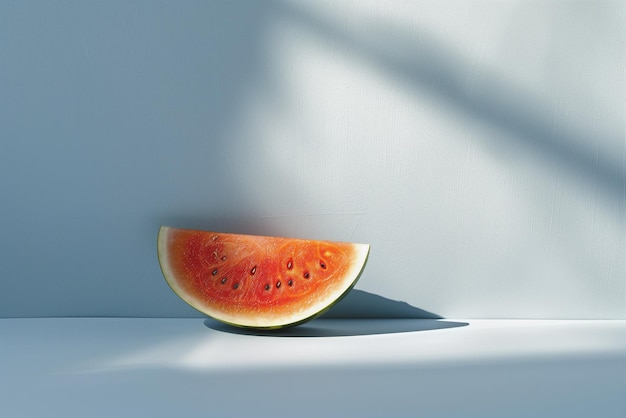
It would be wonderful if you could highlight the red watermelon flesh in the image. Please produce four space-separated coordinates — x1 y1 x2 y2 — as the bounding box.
157 226 370 329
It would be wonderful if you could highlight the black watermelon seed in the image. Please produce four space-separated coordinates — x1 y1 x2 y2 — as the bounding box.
250 266 257 275
221 277 227 284
212 269 218 276
276 280 281 288
288 279 293 286
320 261 327 269
287 259 293 270
303 271 310 279
264 284 270 291
232 282 239 289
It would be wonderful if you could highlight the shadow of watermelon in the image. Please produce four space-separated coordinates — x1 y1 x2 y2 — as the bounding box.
204 290 467 337
205 317 467 337
322 289 441 319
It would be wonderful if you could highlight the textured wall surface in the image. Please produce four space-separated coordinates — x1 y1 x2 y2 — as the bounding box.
1 0 624 318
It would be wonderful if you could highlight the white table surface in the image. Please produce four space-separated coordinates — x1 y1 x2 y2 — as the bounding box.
2 318 625 417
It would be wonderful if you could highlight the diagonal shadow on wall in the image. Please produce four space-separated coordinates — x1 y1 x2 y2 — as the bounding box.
273 0 625 204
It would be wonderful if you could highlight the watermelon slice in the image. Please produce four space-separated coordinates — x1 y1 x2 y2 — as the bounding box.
157 226 370 329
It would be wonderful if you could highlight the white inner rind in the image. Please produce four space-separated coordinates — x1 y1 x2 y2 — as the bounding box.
157 226 370 329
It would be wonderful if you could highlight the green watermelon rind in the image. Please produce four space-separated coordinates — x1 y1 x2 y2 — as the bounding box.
157 226 370 330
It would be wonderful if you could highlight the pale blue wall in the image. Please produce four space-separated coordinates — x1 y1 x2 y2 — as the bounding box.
1 0 624 318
